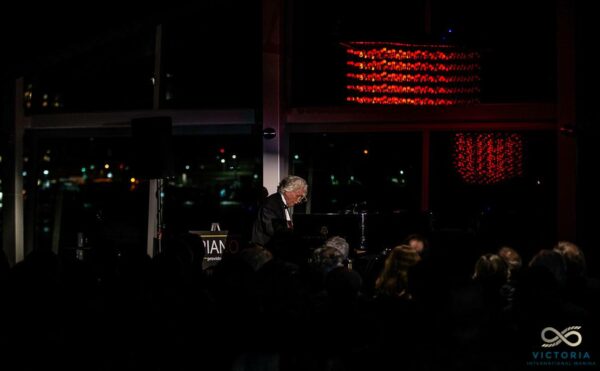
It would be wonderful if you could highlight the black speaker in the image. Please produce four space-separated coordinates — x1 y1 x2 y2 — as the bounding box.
131 116 174 179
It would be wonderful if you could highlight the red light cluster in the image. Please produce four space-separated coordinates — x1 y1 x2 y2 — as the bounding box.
345 42 480 106
346 72 480 83
453 133 523 184
346 42 480 61
347 96 478 105
346 60 480 72
347 84 480 95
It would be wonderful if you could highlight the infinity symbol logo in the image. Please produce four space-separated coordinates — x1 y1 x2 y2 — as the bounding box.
541 326 582 348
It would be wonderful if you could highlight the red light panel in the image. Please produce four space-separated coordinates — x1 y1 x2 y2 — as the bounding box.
345 41 481 106
454 133 523 184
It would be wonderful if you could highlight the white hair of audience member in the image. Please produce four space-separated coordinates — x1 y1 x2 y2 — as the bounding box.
324 236 350 259
309 236 351 274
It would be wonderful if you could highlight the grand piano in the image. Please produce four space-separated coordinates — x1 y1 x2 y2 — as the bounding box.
293 209 427 253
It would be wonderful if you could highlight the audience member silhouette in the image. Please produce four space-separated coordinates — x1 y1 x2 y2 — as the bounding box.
552 241 600 335
370 245 422 370
374 245 421 300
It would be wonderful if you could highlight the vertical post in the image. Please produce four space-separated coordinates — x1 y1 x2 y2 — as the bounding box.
262 0 288 193
51 189 64 255
14 78 25 263
305 153 314 214
146 24 163 258
2 77 25 265
556 0 576 240
421 130 430 213
24 134 38 256
147 180 159 257
153 24 163 110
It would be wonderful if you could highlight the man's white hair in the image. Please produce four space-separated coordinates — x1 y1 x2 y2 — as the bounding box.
277 175 307 193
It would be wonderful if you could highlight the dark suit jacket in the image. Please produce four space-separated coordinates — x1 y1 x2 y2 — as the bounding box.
251 192 290 247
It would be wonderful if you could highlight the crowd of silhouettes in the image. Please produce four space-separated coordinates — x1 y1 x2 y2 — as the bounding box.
1 229 598 371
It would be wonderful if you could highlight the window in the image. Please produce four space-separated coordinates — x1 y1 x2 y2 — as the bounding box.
23 130 262 253
291 132 422 215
